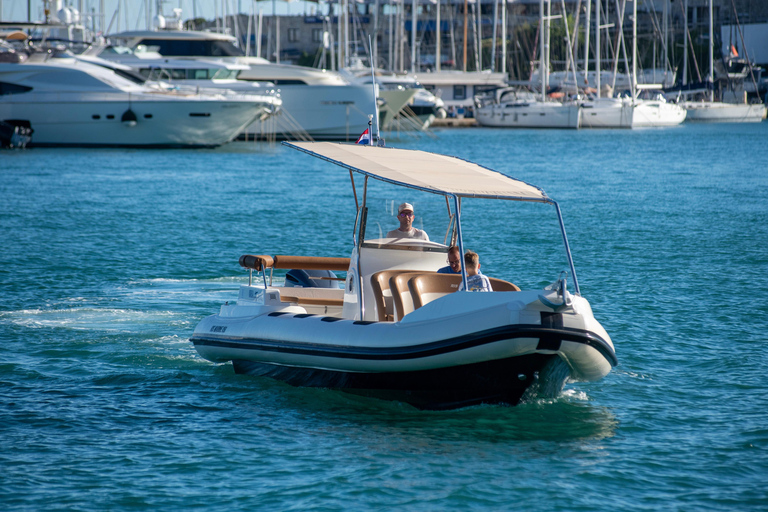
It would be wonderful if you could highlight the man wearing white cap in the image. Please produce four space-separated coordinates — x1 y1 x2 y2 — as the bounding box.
386 203 429 241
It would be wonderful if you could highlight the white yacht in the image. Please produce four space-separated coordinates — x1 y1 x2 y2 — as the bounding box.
631 93 687 128
0 49 275 147
474 1 580 130
579 96 633 129
682 100 766 123
342 67 447 131
105 30 375 140
474 88 581 129
678 0 766 123
83 49 283 138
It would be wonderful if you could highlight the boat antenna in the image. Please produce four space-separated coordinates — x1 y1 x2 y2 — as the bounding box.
368 35 381 145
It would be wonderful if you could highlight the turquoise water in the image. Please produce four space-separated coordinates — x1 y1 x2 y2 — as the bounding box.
2 124 767 510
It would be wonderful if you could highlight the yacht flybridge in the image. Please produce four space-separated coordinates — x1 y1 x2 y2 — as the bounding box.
191 142 616 410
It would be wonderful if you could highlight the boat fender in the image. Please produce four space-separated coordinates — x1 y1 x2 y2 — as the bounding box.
121 109 138 127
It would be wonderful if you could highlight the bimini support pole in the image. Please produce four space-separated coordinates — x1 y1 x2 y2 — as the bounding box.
452 195 468 292
554 201 580 295
357 175 369 319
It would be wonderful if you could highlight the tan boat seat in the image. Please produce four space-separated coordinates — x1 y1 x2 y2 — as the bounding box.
409 274 521 310
390 272 438 321
409 273 462 309
488 278 521 292
370 269 418 322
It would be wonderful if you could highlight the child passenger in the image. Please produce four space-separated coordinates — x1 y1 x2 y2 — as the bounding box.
458 251 493 292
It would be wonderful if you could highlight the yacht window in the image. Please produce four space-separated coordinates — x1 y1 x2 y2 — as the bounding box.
212 69 238 80
453 85 466 100
0 82 33 95
135 39 245 57
191 69 211 80
86 61 147 84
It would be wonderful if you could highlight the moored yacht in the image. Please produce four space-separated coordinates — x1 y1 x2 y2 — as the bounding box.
474 87 581 129
681 100 766 123
0 48 274 147
105 30 375 140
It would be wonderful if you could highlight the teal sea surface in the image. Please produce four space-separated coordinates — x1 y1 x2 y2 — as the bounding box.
1 123 767 510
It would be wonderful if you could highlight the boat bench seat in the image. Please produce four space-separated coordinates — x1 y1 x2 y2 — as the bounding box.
370 270 420 322
275 287 345 307
372 271 522 322
408 273 462 309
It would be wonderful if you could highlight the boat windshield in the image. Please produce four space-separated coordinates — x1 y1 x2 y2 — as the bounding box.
358 185 455 249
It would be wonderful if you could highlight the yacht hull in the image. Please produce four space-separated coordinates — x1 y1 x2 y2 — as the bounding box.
580 99 633 128
631 100 687 127
244 84 375 141
475 102 581 129
1 96 263 147
682 102 766 123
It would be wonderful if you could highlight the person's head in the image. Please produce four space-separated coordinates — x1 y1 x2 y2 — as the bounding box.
464 250 480 275
397 202 415 230
446 246 461 273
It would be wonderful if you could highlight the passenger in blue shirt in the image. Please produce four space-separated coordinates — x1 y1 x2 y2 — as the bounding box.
458 251 493 292
437 246 461 274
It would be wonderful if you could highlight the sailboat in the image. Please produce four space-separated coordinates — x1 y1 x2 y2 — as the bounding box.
579 0 633 129
628 0 685 127
679 0 766 123
475 0 580 129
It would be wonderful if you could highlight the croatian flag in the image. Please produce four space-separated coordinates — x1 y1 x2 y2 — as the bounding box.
356 128 370 145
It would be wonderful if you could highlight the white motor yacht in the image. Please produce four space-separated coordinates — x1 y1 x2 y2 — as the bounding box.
105 30 375 140
83 49 283 138
190 142 616 410
0 49 276 147
342 66 447 131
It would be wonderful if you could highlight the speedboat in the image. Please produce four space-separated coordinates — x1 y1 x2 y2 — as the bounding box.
0 48 277 147
190 141 616 410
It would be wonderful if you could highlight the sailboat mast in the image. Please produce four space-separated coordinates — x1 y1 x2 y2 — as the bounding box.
595 0 600 97
632 0 637 98
540 0 546 102
708 0 714 102
436 0 441 72
411 0 417 72
584 0 592 90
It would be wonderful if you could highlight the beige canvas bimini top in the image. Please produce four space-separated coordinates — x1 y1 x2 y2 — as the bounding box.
284 142 551 203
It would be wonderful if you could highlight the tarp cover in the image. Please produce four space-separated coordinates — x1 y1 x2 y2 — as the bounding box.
285 142 550 202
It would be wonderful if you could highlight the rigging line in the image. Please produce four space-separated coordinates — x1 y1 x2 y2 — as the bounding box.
729 0 760 96
274 106 314 142
677 0 702 83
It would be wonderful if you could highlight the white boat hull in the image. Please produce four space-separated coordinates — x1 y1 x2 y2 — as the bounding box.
244 84 375 140
475 102 581 129
631 100 687 127
0 94 264 147
191 286 616 410
682 101 766 123
580 98 634 128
